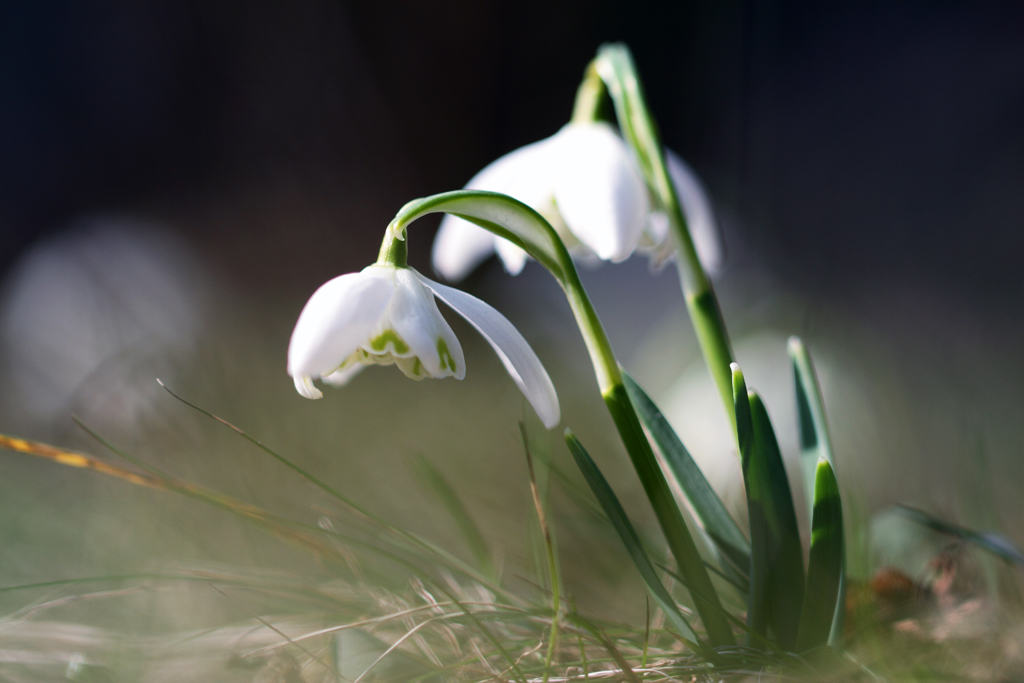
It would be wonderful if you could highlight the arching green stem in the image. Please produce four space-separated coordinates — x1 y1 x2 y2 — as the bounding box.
389 191 735 647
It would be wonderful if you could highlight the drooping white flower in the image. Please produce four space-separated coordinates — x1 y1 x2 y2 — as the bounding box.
287 264 560 428
431 123 723 280
432 122 649 281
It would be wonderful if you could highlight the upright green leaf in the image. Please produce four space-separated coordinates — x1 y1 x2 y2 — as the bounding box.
788 337 834 516
788 337 845 646
564 430 708 654
796 458 844 653
749 390 806 650
733 364 805 650
623 372 751 577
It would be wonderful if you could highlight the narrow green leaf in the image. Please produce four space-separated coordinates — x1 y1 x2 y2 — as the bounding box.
733 364 806 649
564 430 706 654
787 338 845 646
623 372 751 576
896 505 1024 567
413 456 494 579
796 458 844 653
787 337 834 517
748 389 805 651
732 364 767 640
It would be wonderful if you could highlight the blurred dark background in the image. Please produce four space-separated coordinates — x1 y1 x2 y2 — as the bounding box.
1 0 1024 603
4 0 1023 297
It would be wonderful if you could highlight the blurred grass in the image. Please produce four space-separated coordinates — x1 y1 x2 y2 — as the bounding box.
1 244 1024 678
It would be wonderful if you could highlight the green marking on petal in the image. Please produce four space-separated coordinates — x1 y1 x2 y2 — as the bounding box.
369 330 409 354
412 357 422 376
437 338 456 373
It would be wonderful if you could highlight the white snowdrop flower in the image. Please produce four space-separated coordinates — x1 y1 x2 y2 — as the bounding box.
432 121 648 281
287 263 560 428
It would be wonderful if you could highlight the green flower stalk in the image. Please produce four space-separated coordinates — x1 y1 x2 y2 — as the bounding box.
390 190 735 648
587 44 738 432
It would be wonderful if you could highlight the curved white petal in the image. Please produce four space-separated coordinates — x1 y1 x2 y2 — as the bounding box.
388 269 465 380
550 122 648 262
432 216 497 282
466 137 559 206
417 272 560 429
294 374 323 399
321 363 365 387
287 269 394 381
665 149 724 275
431 136 560 281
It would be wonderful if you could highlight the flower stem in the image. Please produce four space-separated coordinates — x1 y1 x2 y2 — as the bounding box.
592 44 738 433
376 227 409 267
391 191 735 647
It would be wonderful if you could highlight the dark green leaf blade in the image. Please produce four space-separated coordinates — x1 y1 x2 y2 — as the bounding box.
796 457 844 653
564 430 706 653
748 389 806 651
623 372 751 577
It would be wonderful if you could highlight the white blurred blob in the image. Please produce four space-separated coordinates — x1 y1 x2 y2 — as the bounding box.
656 332 798 516
0 218 210 426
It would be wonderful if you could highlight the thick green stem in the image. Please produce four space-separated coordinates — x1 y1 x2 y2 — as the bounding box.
376 228 409 267
603 383 735 646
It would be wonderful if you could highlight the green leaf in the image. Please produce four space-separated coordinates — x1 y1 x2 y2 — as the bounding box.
787 337 834 517
623 372 751 577
732 364 806 650
896 505 1024 567
564 430 707 654
796 458 844 653
787 338 845 646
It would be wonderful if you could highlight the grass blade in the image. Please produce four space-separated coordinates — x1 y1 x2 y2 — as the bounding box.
623 372 751 577
564 430 707 654
732 364 805 649
413 455 494 578
796 458 844 653
895 505 1024 567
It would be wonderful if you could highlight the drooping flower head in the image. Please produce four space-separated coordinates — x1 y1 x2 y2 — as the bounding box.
287 230 560 428
431 122 723 282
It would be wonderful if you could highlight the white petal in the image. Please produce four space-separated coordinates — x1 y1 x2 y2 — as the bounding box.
549 122 648 262
287 268 394 380
431 136 561 281
293 374 323 399
321 363 365 386
418 272 560 429
665 149 724 275
493 238 529 275
432 215 498 282
465 137 559 208
388 269 465 380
